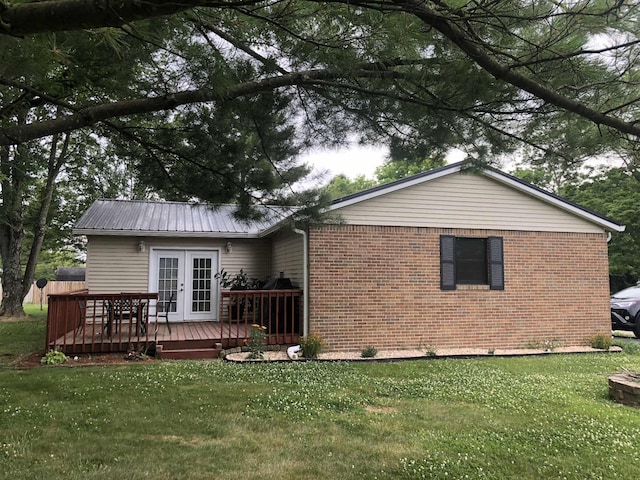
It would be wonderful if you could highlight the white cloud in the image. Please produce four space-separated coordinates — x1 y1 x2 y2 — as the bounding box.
300 145 468 187
301 145 388 180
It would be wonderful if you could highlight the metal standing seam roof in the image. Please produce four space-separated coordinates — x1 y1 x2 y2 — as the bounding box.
73 199 292 237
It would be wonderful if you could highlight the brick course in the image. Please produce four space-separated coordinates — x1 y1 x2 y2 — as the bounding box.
308 225 610 351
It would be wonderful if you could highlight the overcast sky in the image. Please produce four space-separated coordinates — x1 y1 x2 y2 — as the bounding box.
301 144 388 180
303 145 468 182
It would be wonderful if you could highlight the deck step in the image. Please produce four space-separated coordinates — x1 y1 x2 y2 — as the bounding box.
159 338 219 350
157 345 222 360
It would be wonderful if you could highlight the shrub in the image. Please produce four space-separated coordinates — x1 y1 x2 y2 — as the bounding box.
247 324 267 359
360 346 378 358
41 349 68 365
300 333 325 359
614 338 640 355
526 338 563 351
425 345 437 357
590 333 613 350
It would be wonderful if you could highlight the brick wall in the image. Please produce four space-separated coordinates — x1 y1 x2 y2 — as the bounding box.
308 225 610 351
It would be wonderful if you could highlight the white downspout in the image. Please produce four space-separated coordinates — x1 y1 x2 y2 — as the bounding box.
294 228 309 337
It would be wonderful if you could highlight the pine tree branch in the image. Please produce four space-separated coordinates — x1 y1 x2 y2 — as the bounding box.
0 65 417 145
386 0 640 138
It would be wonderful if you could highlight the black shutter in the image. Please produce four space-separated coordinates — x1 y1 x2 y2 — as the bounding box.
440 235 456 290
487 236 504 290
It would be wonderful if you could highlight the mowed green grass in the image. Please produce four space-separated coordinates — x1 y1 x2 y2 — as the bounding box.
1 335 640 480
0 304 47 367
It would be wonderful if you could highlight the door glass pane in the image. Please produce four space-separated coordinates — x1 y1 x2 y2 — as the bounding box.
191 257 212 313
158 257 179 313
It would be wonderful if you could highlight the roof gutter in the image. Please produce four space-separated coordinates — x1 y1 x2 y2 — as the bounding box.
72 229 262 238
293 227 309 337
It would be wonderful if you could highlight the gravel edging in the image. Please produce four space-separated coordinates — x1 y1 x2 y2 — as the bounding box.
223 345 623 363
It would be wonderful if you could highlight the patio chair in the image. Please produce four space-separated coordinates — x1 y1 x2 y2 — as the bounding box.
75 299 86 336
105 297 147 337
158 292 176 335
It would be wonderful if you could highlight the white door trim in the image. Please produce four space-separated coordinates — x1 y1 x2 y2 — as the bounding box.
149 247 220 322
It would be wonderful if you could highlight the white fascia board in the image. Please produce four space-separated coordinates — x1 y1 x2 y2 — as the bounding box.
483 169 626 232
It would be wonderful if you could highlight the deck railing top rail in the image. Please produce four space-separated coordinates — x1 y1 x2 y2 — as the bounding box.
48 291 159 300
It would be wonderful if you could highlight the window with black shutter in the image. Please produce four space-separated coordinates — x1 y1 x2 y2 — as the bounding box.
440 236 456 290
487 236 504 290
440 235 504 290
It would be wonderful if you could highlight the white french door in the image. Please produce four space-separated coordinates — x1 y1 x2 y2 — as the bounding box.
150 249 219 322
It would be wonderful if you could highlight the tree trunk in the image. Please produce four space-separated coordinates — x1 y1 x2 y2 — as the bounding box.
0 201 28 317
22 133 69 298
0 142 28 317
0 131 67 317
0 268 28 317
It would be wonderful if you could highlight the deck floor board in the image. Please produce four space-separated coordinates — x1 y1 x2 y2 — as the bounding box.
54 320 296 355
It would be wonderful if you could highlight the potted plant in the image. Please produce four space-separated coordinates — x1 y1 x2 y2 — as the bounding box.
215 269 264 290
215 269 264 321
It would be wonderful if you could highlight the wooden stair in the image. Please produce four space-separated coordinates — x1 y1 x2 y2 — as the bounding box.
156 339 224 360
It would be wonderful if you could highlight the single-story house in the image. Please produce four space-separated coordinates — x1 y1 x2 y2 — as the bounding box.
57 161 624 356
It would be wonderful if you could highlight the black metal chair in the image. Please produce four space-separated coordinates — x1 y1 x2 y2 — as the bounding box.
75 299 87 336
158 292 176 335
105 297 147 337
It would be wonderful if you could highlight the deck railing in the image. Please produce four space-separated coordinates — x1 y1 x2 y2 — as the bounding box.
46 291 159 354
47 289 303 355
219 289 302 346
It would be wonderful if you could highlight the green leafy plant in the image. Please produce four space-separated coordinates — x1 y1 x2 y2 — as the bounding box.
40 349 68 365
247 324 267 359
488 348 495 355
614 338 640 355
215 269 263 290
300 333 325 359
216 269 265 321
590 333 613 350
360 346 378 358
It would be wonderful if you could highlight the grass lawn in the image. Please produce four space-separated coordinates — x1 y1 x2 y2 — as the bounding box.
0 303 47 367
0 316 640 480
1 321 640 480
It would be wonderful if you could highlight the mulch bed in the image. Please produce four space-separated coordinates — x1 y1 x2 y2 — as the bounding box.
10 351 156 369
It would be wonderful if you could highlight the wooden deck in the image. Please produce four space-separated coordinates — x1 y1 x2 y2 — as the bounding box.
47 291 302 359
53 321 251 358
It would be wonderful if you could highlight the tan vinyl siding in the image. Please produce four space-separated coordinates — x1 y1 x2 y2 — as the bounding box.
271 231 304 287
86 236 271 293
334 174 603 233
218 238 272 282
86 236 149 292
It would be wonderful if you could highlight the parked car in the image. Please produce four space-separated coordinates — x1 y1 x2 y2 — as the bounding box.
611 285 640 337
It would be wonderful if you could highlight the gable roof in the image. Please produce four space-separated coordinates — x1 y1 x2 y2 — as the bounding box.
73 199 290 238
329 161 625 233
75 162 625 238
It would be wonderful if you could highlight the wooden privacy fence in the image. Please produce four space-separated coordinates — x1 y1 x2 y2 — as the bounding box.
0 281 87 304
